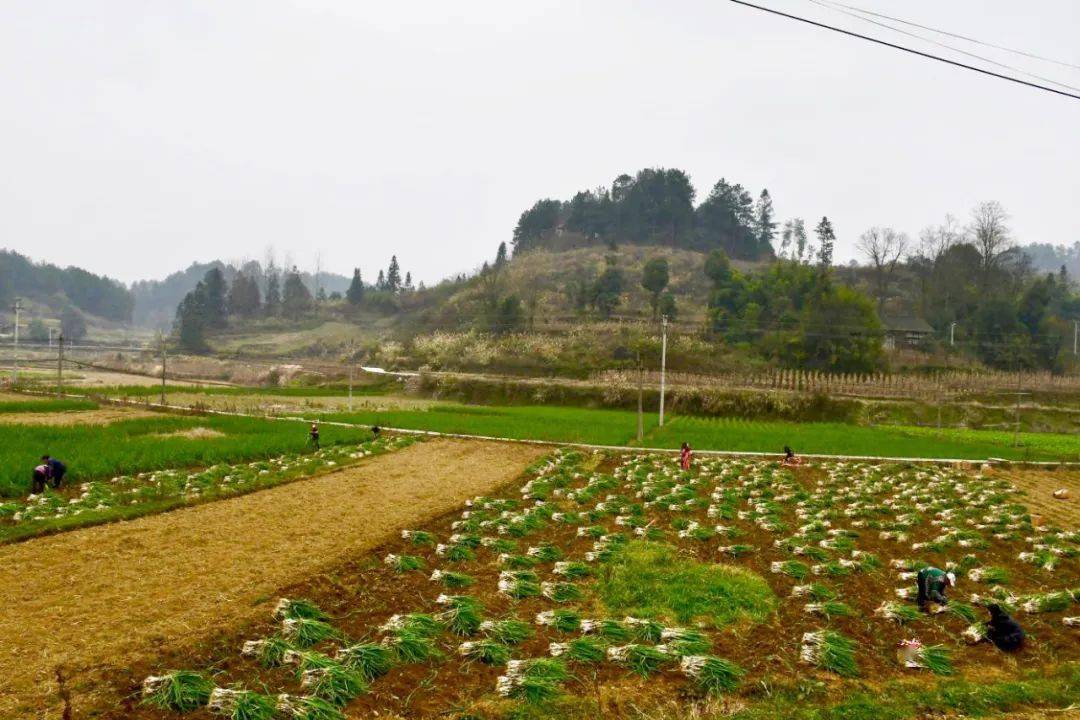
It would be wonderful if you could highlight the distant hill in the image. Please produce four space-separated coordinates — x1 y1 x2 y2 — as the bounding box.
0 250 133 337
417 242 750 332
1022 242 1080 279
132 261 350 329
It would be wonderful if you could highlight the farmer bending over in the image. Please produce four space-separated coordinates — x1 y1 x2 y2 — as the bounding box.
309 422 320 450
42 455 66 489
781 446 802 467
984 604 1025 651
916 566 955 611
31 463 50 495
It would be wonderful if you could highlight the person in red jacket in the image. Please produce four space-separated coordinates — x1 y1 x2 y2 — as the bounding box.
680 442 693 470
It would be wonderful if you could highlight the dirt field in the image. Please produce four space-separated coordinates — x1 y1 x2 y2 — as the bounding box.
0 438 547 719
993 466 1080 528
0 406 162 425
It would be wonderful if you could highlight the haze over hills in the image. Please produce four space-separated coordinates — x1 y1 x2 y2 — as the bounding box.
1 166 1078 381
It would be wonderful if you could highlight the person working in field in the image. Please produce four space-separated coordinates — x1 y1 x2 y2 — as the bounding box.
983 603 1025 651
680 442 693 470
916 566 955 611
781 445 802 467
42 455 66 489
309 422 320 450
31 463 51 495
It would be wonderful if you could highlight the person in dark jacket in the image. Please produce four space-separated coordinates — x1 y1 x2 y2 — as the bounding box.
985 604 1025 651
309 423 320 450
916 566 955 610
42 455 66 488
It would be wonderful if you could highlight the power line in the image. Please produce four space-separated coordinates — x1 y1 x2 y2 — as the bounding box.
807 0 1080 72
805 0 1080 94
727 0 1080 102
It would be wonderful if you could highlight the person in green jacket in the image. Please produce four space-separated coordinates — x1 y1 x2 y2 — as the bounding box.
916 566 955 611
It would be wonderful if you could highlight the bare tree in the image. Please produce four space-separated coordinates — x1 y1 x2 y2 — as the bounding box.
968 201 1014 278
918 214 962 264
857 227 909 311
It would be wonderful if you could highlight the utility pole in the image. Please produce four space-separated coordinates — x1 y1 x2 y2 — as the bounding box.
56 334 64 397
159 332 167 406
949 321 957 347
658 315 668 427
348 340 355 412
636 351 644 442
12 297 22 384
1013 367 1022 448
48 327 55 348
1073 320 1078 357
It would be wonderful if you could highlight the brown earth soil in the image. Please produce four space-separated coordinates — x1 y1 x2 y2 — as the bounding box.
992 467 1080 529
99 458 1080 720
0 407 162 425
0 438 547 719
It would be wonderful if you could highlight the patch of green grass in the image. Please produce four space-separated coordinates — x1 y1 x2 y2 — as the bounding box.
723 663 1080 719
0 413 377 498
315 404 1080 461
0 399 98 413
652 416 1080 461
597 541 777 627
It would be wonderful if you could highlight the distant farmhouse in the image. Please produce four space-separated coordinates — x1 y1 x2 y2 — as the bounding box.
882 315 934 350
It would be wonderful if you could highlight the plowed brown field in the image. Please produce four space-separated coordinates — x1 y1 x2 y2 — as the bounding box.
0 438 546 719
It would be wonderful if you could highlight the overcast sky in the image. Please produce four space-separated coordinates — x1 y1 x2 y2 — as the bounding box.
2 0 1078 285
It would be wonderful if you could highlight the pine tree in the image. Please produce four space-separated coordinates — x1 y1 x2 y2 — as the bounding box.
404 271 414 291
495 241 508 269
174 282 207 352
202 267 229 328
228 271 262 317
753 189 778 255
281 266 313 319
815 217 836 267
376 269 386 291
386 256 402 293
346 268 364 305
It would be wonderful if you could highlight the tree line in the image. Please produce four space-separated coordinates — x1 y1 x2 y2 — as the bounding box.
0 250 133 325
847 201 1080 372
511 168 802 261
173 256 416 351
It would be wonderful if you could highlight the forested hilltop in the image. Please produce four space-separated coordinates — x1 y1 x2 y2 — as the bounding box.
512 168 783 261
0 250 132 341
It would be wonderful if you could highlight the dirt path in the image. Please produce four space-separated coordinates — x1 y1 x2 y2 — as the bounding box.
0 407 161 425
0 438 546 719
